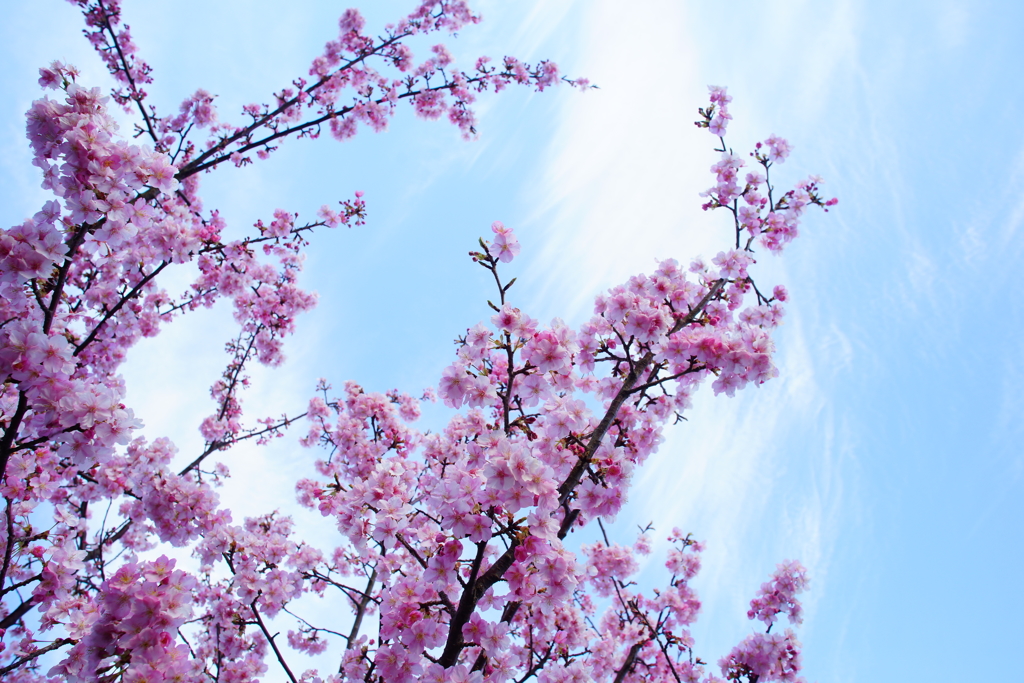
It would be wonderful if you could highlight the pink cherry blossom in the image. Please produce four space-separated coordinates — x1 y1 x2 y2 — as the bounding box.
0 5 835 679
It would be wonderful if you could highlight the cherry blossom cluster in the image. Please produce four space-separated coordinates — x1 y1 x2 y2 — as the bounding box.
697 87 836 257
719 630 804 683
716 562 809 683
0 3 833 679
1 1 591 679
275 97 830 676
66 0 587 185
63 0 153 113
747 561 809 628
48 557 199 682
699 85 733 137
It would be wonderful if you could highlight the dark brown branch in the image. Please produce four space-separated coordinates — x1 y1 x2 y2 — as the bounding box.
177 33 409 178
0 499 14 590
178 69 521 178
612 641 645 683
557 279 726 520
177 411 306 477
73 261 169 356
250 595 299 683
216 326 261 422
43 221 93 335
7 425 82 455
0 598 36 630
437 280 727 667
0 574 42 597
0 392 30 484
94 0 159 144
85 519 130 562
0 638 74 677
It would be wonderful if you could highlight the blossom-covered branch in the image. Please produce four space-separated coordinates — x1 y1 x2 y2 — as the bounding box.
0 0 834 678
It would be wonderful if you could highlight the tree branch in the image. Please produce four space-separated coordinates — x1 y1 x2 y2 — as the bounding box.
0 638 74 677
250 595 299 683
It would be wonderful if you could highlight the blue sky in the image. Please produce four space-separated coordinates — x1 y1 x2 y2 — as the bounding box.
3 1 1023 681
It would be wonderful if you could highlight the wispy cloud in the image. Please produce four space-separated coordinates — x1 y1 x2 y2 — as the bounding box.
515 0 867 660
517 0 719 323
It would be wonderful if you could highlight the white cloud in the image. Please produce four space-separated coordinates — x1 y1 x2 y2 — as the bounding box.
518 0 718 324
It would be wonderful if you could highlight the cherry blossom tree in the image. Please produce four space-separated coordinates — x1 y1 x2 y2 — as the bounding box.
0 1 835 681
